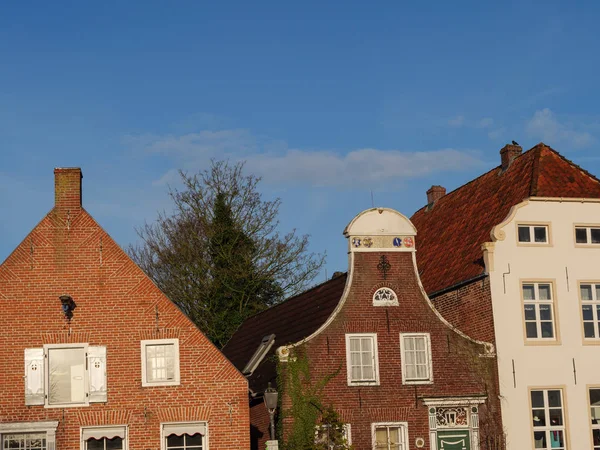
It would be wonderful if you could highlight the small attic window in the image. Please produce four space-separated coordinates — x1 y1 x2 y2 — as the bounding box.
242 334 276 376
373 288 398 306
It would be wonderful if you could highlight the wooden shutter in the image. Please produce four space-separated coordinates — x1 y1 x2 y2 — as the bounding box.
88 346 107 403
24 348 44 405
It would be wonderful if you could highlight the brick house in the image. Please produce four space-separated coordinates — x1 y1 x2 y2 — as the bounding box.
410 143 600 449
0 168 249 450
224 207 502 450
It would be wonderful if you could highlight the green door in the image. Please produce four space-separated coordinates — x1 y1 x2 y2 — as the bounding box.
437 430 470 450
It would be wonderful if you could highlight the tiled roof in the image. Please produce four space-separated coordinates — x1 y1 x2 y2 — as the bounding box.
222 273 347 393
411 143 600 295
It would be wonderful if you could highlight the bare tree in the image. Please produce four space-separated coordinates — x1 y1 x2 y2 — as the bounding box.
129 160 325 347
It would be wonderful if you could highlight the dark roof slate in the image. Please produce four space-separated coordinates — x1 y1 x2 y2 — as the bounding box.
222 273 347 393
411 143 600 295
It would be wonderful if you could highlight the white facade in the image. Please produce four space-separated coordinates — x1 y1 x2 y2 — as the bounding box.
484 197 600 449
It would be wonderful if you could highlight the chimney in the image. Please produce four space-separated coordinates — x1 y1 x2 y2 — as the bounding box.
54 168 82 213
500 143 522 170
426 185 446 205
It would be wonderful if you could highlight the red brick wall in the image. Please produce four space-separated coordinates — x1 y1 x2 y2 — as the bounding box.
279 251 502 449
0 171 249 449
431 277 497 344
249 399 270 450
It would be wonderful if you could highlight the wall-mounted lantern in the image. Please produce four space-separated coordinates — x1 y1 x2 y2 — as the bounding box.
59 294 76 320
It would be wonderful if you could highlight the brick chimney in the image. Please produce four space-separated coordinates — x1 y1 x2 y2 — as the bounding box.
500 143 522 170
426 185 446 205
54 168 82 213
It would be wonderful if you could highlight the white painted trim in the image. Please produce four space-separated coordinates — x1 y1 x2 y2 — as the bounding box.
422 397 486 406
399 333 433 385
80 425 128 450
345 333 380 386
343 207 417 236
0 421 59 450
141 338 180 387
160 421 209 450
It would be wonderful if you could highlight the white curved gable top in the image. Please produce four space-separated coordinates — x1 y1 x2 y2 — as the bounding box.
344 207 417 252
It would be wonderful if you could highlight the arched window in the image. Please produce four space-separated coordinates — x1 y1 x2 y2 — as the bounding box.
373 288 398 306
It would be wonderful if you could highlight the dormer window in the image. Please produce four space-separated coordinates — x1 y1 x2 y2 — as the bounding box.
373 288 398 306
517 224 549 245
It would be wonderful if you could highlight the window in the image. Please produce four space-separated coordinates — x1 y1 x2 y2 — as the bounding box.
580 283 600 340
162 423 207 450
141 339 180 387
373 288 398 306
0 422 58 450
575 226 600 245
522 283 556 340
372 423 408 450
400 333 432 384
590 389 600 450
315 424 351 449
518 224 549 244
531 389 566 450
345 334 379 386
2 433 47 449
24 345 106 407
82 426 127 450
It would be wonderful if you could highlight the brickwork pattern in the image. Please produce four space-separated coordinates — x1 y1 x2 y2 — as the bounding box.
0 171 249 449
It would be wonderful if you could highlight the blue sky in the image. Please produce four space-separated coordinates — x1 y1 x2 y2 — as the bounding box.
2 1 600 281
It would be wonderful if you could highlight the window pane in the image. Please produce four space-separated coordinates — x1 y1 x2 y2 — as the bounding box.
106 437 123 450
592 228 600 244
549 408 563 426
576 227 588 243
87 439 104 450
518 226 531 242
533 431 546 448
349 338 360 352
186 433 204 445
534 227 547 243
526 322 538 338
540 322 554 338
406 365 416 379
167 435 184 446
539 304 552 320
147 344 175 382
362 366 374 380
582 285 593 301
548 390 562 407
583 304 594 320
524 304 537 320
389 427 400 444
404 337 414 351
415 337 426 351
531 390 545 407
523 285 535 300
549 430 564 447
375 428 387 445
596 285 600 300
584 322 596 338
538 284 551 300
48 347 86 404
361 338 372 353
532 409 546 426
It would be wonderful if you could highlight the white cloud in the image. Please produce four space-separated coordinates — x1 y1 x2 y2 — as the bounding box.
526 108 594 148
125 129 484 189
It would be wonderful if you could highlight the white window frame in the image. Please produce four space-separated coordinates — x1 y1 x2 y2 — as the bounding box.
575 225 600 246
371 422 409 450
80 426 128 450
44 343 89 408
345 333 380 386
530 388 567 450
517 224 550 245
580 282 600 341
161 422 208 450
315 423 352 448
141 339 180 387
0 421 58 450
399 333 433 385
589 387 600 450
372 288 399 306
522 282 558 342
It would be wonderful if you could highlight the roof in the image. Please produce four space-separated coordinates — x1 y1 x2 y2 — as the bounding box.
222 273 347 393
410 143 600 295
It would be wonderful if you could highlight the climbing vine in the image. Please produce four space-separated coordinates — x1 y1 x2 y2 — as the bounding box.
276 346 353 450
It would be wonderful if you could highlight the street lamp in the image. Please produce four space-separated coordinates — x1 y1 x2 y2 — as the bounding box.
264 382 278 441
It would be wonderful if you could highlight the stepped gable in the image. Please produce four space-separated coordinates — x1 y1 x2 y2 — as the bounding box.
411 143 600 295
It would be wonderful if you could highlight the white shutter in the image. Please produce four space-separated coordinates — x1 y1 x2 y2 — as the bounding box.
24 348 44 405
88 346 107 403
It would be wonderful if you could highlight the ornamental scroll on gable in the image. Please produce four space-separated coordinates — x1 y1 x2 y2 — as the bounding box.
344 208 417 253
